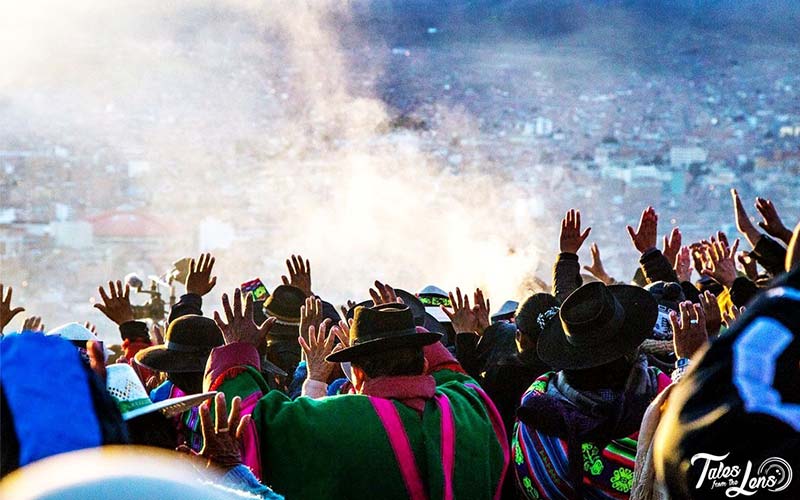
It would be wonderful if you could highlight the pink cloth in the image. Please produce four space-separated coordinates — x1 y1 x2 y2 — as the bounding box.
363 375 437 413
204 342 261 392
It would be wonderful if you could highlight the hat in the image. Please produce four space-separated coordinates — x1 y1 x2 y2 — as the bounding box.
326 304 441 363
134 315 223 373
105 364 215 421
645 281 685 313
418 285 452 323
515 293 560 338
537 282 658 370
491 300 519 323
47 323 112 358
262 285 305 338
393 289 427 326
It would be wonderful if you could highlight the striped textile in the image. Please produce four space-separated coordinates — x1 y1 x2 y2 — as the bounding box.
512 373 645 500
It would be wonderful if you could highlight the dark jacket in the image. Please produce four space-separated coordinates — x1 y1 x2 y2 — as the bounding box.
553 252 582 303
640 248 678 285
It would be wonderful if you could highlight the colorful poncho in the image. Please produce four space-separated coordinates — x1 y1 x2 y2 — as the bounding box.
513 369 671 500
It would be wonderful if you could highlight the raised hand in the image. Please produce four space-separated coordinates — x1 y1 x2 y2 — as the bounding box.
150 323 165 345
281 254 312 297
213 288 276 346
755 197 792 245
300 296 324 342
22 316 44 332
698 291 721 337
559 209 591 254
185 253 218 296
674 246 693 282
94 280 135 325
298 320 338 383
722 305 746 329
0 284 25 333
662 227 682 267
627 206 659 254
473 288 491 334
670 301 708 360
700 239 740 288
83 322 98 335
199 393 249 470
339 300 357 320
441 287 483 336
369 280 403 306
731 189 762 248
583 243 612 284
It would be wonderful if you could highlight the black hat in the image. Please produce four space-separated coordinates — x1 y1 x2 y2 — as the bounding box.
263 285 305 338
135 315 224 373
393 289 427 326
645 281 685 313
326 304 441 363
537 282 658 370
491 300 519 323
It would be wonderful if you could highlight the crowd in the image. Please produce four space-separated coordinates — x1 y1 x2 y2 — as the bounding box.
1 188 798 500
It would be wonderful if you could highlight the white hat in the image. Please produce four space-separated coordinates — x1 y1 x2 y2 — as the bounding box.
105 364 216 421
47 322 113 359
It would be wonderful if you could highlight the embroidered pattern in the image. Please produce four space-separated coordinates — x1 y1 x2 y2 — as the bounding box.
610 467 634 492
582 443 604 476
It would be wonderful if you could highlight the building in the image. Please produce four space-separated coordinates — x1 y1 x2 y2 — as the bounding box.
670 146 708 167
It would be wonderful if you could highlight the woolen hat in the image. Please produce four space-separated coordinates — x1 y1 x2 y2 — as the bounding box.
135 315 223 373
537 282 658 370
105 364 215 421
327 304 441 363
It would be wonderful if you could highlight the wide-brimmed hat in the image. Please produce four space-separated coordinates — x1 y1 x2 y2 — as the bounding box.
327 304 441 363
491 300 519 323
105 364 215 421
263 285 305 338
47 322 113 358
537 282 658 370
418 285 452 324
135 315 223 373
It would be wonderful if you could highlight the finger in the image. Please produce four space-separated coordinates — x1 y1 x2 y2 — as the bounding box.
282 275 290 286
333 325 348 346
199 401 213 438
292 255 300 275
0 284 5 303
626 225 637 241
463 293 471 311
233 288 243 319
258 317 276 335
215 393 228 432
730 238 740 257
236 414 251 441
93 303 107 315
213 310 227 331
208 276 217 290
679 301 690 328
448 292 457 311
189 258 197 275
207 256 216 273
227 396 241 431
441 305 455 322
307 325 317 347
669 310 681 334
221 293 234 323
575 210 581 229
369 288 381 305
580 227 591 241
108 281 116 299
244 291 254 323
116 280 124 298
340 305 348 319
455 287 463 309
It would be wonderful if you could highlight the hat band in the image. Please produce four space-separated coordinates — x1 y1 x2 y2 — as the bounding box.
116 396 152 415
165 340 210 353
351 327 419 345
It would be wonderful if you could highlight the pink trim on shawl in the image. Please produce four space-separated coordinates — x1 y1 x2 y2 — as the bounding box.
434 394 455 500
466 383 510 500
370 397 428 500
238 391 264 480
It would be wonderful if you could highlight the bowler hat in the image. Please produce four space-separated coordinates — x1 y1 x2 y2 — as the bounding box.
135 315 223 373
537 282 657 370
327 304 441 363
263 285 305 339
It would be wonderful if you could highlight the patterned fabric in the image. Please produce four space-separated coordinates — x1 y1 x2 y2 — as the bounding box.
513 372 661 500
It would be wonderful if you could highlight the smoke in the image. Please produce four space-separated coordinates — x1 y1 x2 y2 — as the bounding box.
1 0 554 334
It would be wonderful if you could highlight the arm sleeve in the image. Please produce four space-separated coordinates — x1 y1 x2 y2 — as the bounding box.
729 276 760 307
168 293 204 322
553 252 582 303
640 248 679 284
750 235 787 278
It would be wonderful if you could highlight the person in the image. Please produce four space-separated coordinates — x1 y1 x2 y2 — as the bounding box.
134 314 225 451
0 331 127 478
105 363 216 449
204 287 509 499
652 222 800 500
513 281 672 500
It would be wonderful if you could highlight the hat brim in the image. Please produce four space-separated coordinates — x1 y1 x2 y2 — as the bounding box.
326 331 442 363
123 391 217 421
537 285 658 370
423 313 448 336
425 306 451 324
134 345 210 373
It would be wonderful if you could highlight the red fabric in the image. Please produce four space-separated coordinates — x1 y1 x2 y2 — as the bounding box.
363 375 436 413
423 341 466 375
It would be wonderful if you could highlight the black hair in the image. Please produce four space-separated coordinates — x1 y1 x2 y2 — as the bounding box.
125 411 178 449
167 371 204 395
350 347 425 378
515 293 560 340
